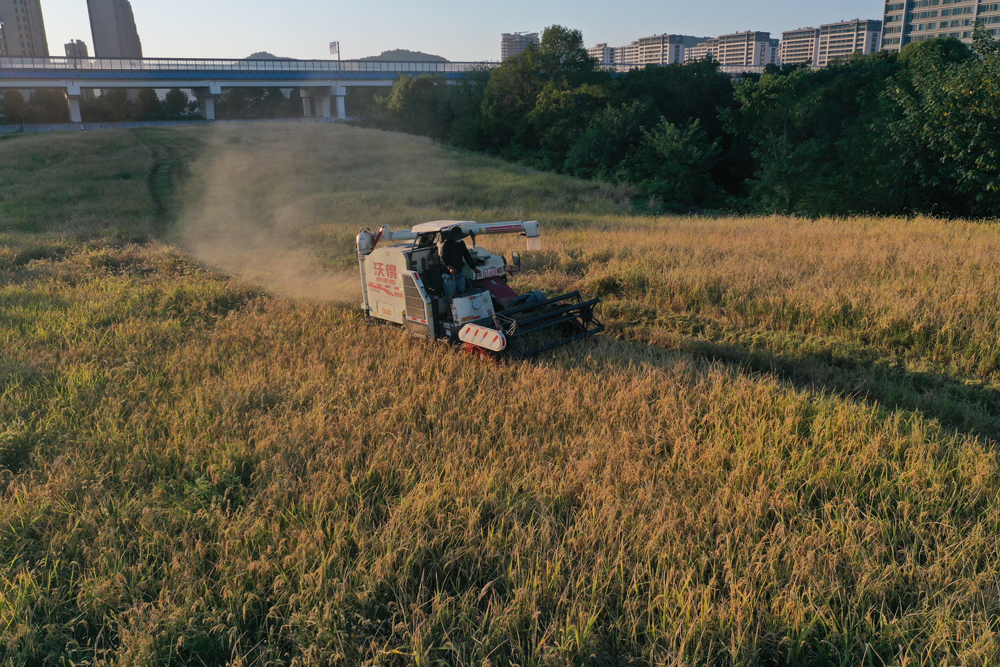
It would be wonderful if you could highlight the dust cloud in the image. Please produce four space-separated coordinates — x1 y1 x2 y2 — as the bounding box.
176 125 361 303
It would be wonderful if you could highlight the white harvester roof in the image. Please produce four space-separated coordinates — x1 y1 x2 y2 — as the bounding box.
409 220 478 234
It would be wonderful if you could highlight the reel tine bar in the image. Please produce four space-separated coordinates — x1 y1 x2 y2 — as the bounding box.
499 291 605 357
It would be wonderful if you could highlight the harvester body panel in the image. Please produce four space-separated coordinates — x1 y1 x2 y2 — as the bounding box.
402 271 436 339
460 324 507 352
450 291 495 325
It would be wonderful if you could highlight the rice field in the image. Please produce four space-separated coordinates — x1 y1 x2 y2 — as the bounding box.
2 123 1000 665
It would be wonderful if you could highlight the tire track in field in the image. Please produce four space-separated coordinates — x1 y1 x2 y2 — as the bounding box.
130 128 203 237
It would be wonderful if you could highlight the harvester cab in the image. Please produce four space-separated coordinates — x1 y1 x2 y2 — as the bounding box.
356 220 603 357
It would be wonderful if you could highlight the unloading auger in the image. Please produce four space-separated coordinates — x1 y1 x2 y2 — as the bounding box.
355 220 603 358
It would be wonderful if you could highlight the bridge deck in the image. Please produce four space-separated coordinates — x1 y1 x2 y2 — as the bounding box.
0 56 769 83
0 56 492 82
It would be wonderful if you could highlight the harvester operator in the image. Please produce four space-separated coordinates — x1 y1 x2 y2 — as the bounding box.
439 229 477 298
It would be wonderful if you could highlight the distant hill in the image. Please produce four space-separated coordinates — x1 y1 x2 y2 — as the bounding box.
360 49 448 62
245 52 293 60
243 49 448 62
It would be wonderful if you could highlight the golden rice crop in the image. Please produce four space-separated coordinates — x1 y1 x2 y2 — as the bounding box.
2 123 999 666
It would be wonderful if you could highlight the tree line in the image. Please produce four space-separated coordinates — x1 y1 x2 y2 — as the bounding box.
0 87 303 124
364 25 1000 219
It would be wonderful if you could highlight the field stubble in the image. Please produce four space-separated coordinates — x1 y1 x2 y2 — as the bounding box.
2 123 1000 665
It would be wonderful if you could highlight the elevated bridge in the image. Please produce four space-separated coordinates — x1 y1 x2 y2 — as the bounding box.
0 56 493 122
0 56 772 124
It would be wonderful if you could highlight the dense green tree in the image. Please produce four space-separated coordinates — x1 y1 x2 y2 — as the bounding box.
164 88 190 117
28 89 71 123
137 88 162 120
479 25 610 161
358 23 1000 218
613 59 752 192
564 99 660 180
374 74 455 139
621 118 722 210
887 29 1000 217
523 81 609 169
613 60 733 138
79 94 124 122
102 89 133 120
220 88 250 118
0 89 29 124
897 35 976 69
261 88 294 117
444 69 491 150
723 52 904 215
217 88 293 120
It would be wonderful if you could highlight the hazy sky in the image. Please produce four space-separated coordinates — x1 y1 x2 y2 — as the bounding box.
40 0 885 61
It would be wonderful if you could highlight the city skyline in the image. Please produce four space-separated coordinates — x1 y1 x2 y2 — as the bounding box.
34 0 884 61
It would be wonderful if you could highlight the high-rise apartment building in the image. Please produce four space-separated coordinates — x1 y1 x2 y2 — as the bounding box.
882 0 1000 51
780 28 820 66
65 39 89 58
0 0 49 57
501 32 538 60
588 43 614 64
615 40 641 64
87 0 142 59
588 34 707 67
687 38 719 62
779 20 881 68
690 31 780 67
634 34 699 65
817 19 881 65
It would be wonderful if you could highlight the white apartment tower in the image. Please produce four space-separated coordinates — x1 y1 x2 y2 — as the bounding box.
589 34 707 67
0 0 48 57
633 34 694 65
587 43 613 64
817 19 882 65
882 0 1000 50
687 38 719 62
501 32 538 60
693 31 780 67
780 28 820 66
87 0 142 59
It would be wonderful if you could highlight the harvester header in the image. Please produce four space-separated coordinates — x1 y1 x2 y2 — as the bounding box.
355 219 602 358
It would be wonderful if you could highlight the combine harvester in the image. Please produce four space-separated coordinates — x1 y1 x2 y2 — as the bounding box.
356 220 603 358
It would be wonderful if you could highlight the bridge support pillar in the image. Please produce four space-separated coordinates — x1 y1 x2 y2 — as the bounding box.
299 87 326 118
335 86 346 120
65 84 83 123
193 84 223 121
200 96 217 121
302 86 345 120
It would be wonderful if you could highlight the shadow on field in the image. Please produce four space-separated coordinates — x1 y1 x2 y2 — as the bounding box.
614 322 1000 446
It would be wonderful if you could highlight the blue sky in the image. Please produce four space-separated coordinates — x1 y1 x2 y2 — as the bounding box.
41 0 884 61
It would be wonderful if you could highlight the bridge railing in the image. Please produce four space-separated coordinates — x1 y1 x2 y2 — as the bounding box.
0 56 497 74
